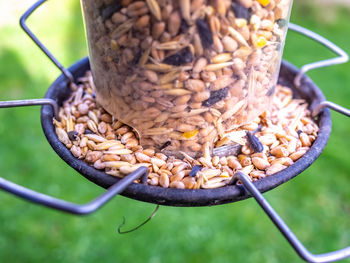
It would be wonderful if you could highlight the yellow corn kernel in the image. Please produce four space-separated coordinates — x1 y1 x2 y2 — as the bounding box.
182 130 199 139
219 171 230 178
258 0 270 7
256 36 267 48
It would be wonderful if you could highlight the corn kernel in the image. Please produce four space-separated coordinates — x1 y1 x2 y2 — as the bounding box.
219 171 230 178
110 39 119 50
205 6 215 16
258 0 270 7
182 130 199 139
235 18 247 28
256 36 267 48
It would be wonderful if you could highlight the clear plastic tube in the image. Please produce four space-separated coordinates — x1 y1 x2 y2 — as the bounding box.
81 0 293 157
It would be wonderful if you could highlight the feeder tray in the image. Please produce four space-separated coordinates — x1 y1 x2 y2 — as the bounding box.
1 1 350 263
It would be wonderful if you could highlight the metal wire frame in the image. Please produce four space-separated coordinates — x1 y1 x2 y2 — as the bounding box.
0 0 349 262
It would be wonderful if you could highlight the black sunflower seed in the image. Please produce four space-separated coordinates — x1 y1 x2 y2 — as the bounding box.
276 18 288 28
100 2 122 21
189 165 202 177
231 2 252 21
179 19 189 34
162 47 193 66
160 141 171 150
276 43 282 51
246 131 264 153
266 85 276 96
202 87 229 107
196 19 213 49
84 129 94 135
68 131 79 141
132 50 142 65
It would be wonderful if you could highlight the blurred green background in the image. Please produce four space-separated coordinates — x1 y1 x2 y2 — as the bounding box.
0 0 349 262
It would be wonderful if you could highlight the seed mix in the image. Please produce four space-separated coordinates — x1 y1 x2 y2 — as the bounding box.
81 0 292 156
54 70 319 189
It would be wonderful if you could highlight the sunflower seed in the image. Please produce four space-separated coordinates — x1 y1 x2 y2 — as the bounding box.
100 2 122 21
202 87 229 107
196 19 213 49
162 47 193 66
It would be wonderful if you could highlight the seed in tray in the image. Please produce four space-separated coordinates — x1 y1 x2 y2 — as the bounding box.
84 129 94 135
202 86 229 107
189 165 202 177
246 131 264 153
68 131 79 141
160 141 171 150
55 70 319 190
196 18 213 49
162 47 194 66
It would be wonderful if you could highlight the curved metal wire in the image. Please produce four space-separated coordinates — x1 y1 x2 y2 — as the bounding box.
0 98 59 119
313 101 350 118
20 0 74 83
235 171 350 263
0 167 148 215
288 23 349 88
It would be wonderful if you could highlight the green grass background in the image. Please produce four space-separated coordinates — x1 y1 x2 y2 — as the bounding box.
0 1 349 262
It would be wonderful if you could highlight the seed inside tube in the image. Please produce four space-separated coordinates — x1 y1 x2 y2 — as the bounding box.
196 18 214 49
65 0 310 186
182 130 199 139
146 0 162 21
205 62 234 71
211 53 232 64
